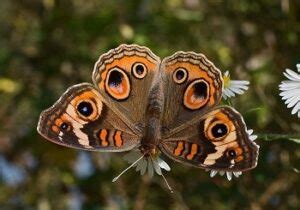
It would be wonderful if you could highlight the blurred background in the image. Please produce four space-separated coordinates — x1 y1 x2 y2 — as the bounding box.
0 0 300 209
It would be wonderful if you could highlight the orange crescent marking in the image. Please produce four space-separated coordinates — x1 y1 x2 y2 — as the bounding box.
101 71 107 80
235 155 244 162
114 131 123 147
106 56 156 73
51 125 59 133
54 118 63 126
174 141 184 156
235 147 243 156
99 129 109 147
186 144 198 160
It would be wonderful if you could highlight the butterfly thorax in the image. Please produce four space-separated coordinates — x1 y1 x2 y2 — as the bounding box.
139 144 158 157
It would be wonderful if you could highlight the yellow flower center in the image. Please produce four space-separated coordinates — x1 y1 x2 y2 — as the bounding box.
223 73 231 88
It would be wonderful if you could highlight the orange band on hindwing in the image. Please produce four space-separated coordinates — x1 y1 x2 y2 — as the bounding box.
172 141 200 161
51 125 59 133
186 143 198 160
113 131 123 147
174 141 185 156
99 129 109 147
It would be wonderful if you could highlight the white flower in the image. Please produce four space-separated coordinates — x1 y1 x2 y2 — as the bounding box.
206 129 258 181
112 150 173 192
279 64 300 118
123 150 170 177
222 71 250 100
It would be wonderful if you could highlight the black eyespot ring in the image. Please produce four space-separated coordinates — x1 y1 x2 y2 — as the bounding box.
227 149 237 158
60 122 70 131
105 67 131 100
211 123 228 138
77 101 93 117
132 62 147 79
173 68 188 84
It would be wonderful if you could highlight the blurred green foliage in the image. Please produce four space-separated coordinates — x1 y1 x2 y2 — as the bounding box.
0 0 300 209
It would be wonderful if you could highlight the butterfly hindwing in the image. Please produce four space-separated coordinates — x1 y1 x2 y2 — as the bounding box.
37 83 140 151
160 106 259 172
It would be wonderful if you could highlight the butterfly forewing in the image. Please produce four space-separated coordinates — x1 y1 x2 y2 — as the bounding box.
160 51 223 135
92 44 161 131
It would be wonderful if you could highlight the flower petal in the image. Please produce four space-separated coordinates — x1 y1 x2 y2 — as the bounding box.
297 64 300 72
226 88 236 97
281 89 300 99
158 158 171 171
286 69 300 80
219 171 225 176
230 80 250 85
230 87 245 94
210 170 218 177
233 171 241 177
291 101 300 115
279 81 300 90
140 158 147 175
287 95 300 108
135 160 144 172
147 159 154 178
152 159 162 175
226 172 232 181
247 129 254 135
284 95 300 105
283 70 300 81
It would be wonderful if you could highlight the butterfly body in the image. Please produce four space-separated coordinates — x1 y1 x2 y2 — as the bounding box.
140 73 165 155
38 44 259 175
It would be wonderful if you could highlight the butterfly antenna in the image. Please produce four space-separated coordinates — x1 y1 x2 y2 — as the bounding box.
112 154 144 182
150 155 174 193
161 172 174 193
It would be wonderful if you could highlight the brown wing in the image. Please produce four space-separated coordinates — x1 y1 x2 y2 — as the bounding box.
92 44 161 133
37 83 139 152
161 51 223 135
159 106 259 172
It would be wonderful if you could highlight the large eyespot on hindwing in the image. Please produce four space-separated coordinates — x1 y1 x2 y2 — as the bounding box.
207 121 229 141
131 62 147 79
105 67 131 100
173 68 188 84
203 110 234 142
75 99 98 121
68 89 103 122
183 79 210 110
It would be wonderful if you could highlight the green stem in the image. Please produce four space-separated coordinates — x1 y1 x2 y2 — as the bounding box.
257 133 300 143
224 98 233 106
